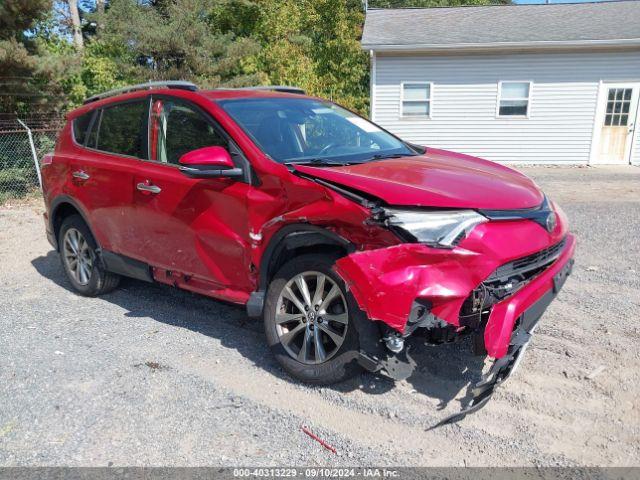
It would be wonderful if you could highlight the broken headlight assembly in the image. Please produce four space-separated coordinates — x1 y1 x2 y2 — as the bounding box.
385 209 488 247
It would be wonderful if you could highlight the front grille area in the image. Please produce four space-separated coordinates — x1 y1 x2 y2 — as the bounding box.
488 237 567 283
459 237 567 328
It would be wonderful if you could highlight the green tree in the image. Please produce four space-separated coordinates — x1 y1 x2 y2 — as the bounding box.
308 0 369 112
254 0 368 113
209 0 262 37
98 0 263 87
77 41 128 96
0 0 82 114
0 0 50 113
3 0 513 116
253 0 318 90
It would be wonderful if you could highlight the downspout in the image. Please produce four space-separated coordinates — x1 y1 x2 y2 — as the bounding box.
370 50 376 122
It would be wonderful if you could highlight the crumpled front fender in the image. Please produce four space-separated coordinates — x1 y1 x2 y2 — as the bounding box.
334 244 491 331
334 211 572 358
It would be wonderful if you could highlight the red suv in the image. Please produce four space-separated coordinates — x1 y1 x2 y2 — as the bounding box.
41 82 575 418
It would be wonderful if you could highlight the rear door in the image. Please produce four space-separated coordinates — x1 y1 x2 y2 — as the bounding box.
67 98 149 253
127 96 254 294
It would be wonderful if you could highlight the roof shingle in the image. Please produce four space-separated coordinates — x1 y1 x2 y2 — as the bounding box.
362 1 640 50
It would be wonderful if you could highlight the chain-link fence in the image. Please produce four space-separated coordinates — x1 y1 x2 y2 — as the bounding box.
0 115 63 204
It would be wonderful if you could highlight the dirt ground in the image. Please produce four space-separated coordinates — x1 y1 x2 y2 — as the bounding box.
0 166 638 467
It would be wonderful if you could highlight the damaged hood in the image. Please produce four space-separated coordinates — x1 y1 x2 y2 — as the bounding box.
294 148 544 210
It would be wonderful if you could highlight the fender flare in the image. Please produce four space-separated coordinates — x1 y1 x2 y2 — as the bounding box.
49 195 96 251
246 223 355 318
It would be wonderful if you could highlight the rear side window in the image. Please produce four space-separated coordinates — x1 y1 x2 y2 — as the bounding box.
86 111 101 149
96 100 148 158
72 112 94 146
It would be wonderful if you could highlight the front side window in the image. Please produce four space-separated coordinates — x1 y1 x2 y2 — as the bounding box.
72 111 94 146
218 98 414 164
149 98 227 164
401 83 431 117
498 82 531 117
96 100 148 157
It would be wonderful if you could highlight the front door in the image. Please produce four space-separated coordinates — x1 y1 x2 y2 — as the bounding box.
127 96 254 298
593 83 639 164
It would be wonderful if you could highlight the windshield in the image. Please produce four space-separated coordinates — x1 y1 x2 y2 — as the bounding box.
217 97 415 164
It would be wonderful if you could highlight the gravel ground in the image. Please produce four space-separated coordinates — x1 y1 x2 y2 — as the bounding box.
0 166 639 467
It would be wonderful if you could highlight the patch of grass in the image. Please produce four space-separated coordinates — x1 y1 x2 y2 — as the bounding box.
0 187 41 206
0 167 39 202
0 163 39 205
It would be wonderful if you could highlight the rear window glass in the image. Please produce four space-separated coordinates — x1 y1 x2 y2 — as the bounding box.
96 100 147 158
72 112 94 146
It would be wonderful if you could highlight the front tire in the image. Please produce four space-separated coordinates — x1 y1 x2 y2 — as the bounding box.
58 215 120 296
264 254 362 384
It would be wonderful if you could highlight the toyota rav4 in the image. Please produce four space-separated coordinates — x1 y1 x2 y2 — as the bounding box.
41 82 575 420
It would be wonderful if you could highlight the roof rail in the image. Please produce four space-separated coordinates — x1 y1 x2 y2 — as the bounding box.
226 85 306 95
83 81 198 105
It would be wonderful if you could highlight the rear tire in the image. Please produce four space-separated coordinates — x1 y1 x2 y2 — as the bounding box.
58 215 120 296
264 254 362 385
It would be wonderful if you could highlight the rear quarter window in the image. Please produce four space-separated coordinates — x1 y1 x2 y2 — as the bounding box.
72 111 94 146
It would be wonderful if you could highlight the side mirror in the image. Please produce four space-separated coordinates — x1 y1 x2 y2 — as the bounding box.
178 146 243 179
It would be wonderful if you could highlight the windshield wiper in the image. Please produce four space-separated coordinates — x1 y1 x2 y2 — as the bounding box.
285 158 352 166
368 153 414 161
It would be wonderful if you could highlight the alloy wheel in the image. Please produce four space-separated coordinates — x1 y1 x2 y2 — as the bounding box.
275 271 349 365
63 228 94 286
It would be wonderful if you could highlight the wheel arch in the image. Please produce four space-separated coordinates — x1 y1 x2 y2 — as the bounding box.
50 195 96 251
247 223 355 318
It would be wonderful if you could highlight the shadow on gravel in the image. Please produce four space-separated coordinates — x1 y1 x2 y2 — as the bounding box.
32 250 485 411
406 338 486 410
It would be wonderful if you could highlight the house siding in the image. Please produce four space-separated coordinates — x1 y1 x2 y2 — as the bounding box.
634 117 640 165
372 50 640 164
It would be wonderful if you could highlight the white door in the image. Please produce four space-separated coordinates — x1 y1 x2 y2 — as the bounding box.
592 83 639 165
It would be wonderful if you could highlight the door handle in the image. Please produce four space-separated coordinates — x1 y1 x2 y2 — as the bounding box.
136 182 161 194
72 170 90 180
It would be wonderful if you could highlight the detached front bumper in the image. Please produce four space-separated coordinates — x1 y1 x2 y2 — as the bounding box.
334 215 575 360
430 255 574 427
484 234 575 357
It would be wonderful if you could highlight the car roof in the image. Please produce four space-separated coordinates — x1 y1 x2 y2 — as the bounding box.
66 88 317 120
201 89 313 101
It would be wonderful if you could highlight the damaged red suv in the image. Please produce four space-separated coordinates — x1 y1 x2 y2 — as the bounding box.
42 82 575 418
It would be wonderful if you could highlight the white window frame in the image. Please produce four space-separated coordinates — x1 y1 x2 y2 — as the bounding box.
400 82 432 119
496 81 532 118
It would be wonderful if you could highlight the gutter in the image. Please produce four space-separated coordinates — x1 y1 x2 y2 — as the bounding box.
362 38 640 53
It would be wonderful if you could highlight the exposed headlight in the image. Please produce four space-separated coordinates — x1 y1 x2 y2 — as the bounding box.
385 209 488 248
